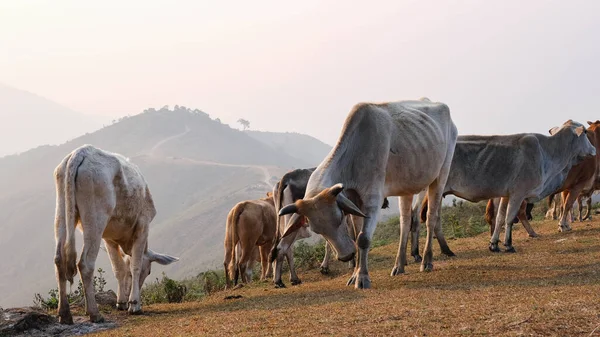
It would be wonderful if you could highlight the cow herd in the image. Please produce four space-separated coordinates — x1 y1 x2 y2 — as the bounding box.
51 98 599 324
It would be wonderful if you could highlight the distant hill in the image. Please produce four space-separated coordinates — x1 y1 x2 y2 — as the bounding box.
0 84 107 157
0 106 336 307
246 130 332 168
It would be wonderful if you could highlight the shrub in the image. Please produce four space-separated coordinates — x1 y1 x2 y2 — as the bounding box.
293 240 325 270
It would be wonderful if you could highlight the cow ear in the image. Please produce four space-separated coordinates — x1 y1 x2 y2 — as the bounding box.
575 126 585 137
328 183 344 197
549 127 560 135
588 121 594 126
336 193 366 218
282 213 305 238
278 203 298 216
147 250 179 265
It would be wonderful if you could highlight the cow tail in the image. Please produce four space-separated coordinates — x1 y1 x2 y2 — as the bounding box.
485 200 495 236
64 149 86 284
230 204 244 285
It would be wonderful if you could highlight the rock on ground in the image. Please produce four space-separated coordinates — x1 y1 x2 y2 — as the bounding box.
0 306 117 337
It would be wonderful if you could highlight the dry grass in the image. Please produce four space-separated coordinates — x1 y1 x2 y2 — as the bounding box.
91 219 600 336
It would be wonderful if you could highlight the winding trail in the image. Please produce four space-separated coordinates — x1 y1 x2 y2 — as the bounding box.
147 125 274 189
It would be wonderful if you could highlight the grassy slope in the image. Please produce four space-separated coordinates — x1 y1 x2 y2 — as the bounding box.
89 218 600 336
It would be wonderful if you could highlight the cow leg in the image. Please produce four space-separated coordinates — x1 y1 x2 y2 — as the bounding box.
106 240 131 311
320 241 332 275
559 189 580 232
273 231 297 288
517 202 538 238
502 198 523 253
54 252 73 324
433 214 455 257
490 197 508 252
391 195 413 275
585 196 593 220
237 248 253 284
422 180 445 272
410 212 422 263
77 225 105 323
347 204 380 289
127 220 150 315
259 244 272 281
286 248 302 285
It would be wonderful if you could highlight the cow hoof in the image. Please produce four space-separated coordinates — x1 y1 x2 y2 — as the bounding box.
274 280 286 289
442 249 456 257
412 255 423 263
528 233 539 238
116 302 128 311
489 243 500 253
127 301 142 315
558 226 572 232
390 266 404 276
320 267 329 275
355 274 371 289
58 313 74 325
291 279 302 286
346 274 357 286
504 246 516 253
420 263 433 272
90 313 105 323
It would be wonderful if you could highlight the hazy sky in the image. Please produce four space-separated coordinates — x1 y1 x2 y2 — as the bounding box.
2 0 600 145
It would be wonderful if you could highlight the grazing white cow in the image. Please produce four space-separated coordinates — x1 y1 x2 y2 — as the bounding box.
279 98 458 289
53 145 178 324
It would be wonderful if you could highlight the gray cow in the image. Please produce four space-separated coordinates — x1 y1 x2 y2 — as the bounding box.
419 120 595 253
53 145 178 324
278 98 458 289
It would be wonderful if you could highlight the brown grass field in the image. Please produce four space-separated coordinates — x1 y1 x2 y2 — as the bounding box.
90 219 600 336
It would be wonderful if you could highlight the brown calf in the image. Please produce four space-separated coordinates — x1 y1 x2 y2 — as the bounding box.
548 121 600 231
224 192 276 289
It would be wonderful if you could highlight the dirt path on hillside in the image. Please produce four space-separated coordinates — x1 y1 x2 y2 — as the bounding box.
148 126 274 189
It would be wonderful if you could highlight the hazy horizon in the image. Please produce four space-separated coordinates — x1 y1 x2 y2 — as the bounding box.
2 0 600 146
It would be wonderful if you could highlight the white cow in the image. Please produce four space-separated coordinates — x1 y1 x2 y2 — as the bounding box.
279 98 458 289
53 145 178 324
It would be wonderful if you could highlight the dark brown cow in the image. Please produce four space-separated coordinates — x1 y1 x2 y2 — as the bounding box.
547 121 600 231
223 192 276 289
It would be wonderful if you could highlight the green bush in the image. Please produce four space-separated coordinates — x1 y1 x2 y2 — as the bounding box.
141 270 229 305
293 240 325 270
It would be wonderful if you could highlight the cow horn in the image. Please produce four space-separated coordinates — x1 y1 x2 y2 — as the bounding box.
575 126 585 137
336 193 366 218
282 213 304 238
329 183 344 197
278 203 298 216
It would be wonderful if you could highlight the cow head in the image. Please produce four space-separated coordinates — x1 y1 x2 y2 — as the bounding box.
278 183 365 262
123 249 179 290
549 120 596 164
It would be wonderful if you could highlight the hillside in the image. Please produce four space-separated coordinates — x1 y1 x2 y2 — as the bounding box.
0 84 107 157
86 218 600 336
0 106 334 307
245 130 332 167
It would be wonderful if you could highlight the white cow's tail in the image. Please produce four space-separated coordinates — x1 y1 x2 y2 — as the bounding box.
64 149 86 283
230 203 244 285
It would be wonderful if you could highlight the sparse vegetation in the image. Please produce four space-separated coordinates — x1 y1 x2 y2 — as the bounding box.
33 268 107 311
293 240 326 270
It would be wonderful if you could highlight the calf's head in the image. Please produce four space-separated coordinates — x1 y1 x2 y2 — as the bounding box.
549 120 596 164
278 184 365 262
